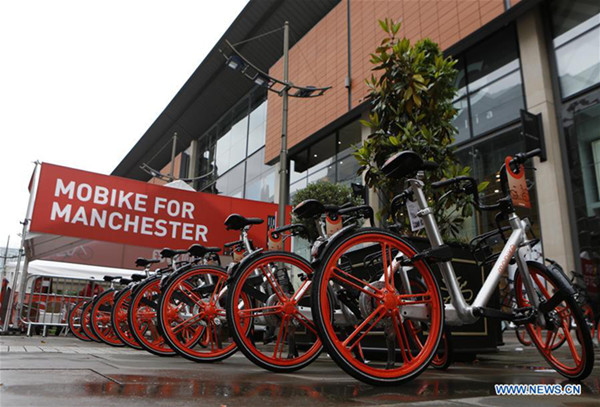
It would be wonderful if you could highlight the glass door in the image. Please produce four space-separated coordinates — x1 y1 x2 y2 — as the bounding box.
563 88 600 295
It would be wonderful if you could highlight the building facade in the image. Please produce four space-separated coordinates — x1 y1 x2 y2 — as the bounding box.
114 0 600 278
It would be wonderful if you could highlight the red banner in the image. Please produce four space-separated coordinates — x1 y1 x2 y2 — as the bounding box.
30 163 288 251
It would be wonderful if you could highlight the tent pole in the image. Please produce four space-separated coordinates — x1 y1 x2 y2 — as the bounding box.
2 162 40 332
2 234 23 332
0 235 9 283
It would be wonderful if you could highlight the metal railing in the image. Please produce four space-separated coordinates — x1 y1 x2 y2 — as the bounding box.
19 275 109 337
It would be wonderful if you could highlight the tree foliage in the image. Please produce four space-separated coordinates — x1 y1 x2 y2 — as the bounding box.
353 19 488 239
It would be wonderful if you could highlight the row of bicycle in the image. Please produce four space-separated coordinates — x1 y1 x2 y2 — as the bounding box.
68 149 595 385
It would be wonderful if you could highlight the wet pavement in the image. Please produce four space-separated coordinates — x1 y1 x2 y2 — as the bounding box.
1 335 599 406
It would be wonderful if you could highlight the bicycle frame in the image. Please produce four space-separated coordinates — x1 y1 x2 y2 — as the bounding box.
394 171 542 326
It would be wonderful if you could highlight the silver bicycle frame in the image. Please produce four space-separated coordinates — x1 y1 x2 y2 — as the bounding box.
402 172 540 326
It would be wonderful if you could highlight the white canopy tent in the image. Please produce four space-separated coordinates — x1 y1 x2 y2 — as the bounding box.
2 260 139 290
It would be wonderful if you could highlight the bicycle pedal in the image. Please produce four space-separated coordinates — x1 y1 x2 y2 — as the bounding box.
512 307 537 324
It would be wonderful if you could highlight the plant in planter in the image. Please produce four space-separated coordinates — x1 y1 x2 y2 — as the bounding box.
354 19 487 240
291 181 363 240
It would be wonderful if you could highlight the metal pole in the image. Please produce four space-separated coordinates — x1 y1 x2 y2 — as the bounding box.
169 132 178 179
2 229 24 331
0 235 9 283
277 21 290 227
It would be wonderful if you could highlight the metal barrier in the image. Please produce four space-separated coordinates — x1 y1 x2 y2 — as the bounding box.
19 275 109 337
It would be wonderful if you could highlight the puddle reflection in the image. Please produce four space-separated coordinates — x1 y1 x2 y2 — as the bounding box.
83 374 600 402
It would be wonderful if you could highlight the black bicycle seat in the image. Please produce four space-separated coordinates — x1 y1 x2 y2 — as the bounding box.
135 258 160 268
103 276 118 282
130 274 146 282
188 244 221 258
224 214 264 230
292 199 325 219
160 248 188 259
381 151 438 179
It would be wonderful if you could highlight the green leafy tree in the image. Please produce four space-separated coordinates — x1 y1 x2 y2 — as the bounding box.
291 181 363 240
354 19 487 239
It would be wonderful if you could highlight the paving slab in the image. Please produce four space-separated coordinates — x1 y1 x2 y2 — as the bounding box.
0 335 599 407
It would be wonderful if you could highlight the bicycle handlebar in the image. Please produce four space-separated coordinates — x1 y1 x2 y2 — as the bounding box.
270 223 307 236
430 149 542 212
338 205 375 226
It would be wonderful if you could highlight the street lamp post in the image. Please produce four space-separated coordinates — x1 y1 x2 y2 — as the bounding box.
221 22 331 227
278 21 290 227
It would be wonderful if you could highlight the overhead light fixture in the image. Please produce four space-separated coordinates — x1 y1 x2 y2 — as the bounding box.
254 73 270 87
294 85 317 97
226 55 245 71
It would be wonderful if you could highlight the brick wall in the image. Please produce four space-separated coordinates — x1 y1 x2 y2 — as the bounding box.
265 0 513 162
148 152 184 186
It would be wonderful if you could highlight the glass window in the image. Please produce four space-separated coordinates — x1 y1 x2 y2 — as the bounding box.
456 128 540 237
469 70 524 136
551 0 600 98
215 162 245 197
245 148 269 182
290 156 308 184
453 56 468 99
337 120 362 157
465 29 519 86
307 134 336 172
307 165 335 184
248 99 267 155
449 26 524 143
551 0 600 38
564 96 600 224
245 168 275 202
453 97 470 144
336 156 361 184
217 117 248 175
196 130 216 190
554 26 600 98
289 178 307 201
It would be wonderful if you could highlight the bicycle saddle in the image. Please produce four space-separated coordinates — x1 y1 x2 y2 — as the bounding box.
160 248 188 259
381 150 438 179
224 214 264 230
292 199 325 219
103 275 119 282
130 274 146 282
187 244 221 258
135 257 160 268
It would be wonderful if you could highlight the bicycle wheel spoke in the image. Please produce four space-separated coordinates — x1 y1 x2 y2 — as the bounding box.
279 319 290 359
272 316 287 358
210 276 227 304
290 279 311 303
343 305 385 350
292 312 318 336
397 292 432 305
404 319 424 350
544 328 558 351
381 243 394 291
331 267 382 298
531 273 552 299
171 313 203 334
560 319 581 364
239 305 281 318
178 281 208 308
391 311 410 363
259 265 288 302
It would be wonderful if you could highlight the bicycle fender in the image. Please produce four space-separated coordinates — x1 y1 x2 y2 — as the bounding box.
311 224 359 268
227 249 264 281
526 260 575 296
